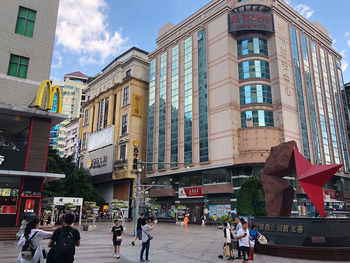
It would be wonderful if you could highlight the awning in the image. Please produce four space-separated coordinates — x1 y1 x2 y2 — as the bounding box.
0 169 65 182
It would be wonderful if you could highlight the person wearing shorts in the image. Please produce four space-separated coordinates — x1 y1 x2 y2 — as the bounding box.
236 221 251 263
111 219 124 259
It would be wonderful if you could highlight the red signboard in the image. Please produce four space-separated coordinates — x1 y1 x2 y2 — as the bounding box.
324 189 337 200
179 187 203 199
228 10 274 33
2 206 15 214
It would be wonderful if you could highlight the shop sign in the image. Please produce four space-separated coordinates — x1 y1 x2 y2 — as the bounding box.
131 94 142 118
34 80 62 114
21 190 41 197
178 187 203 199
83 145 114 176
324 189 337 200
2 206 15 214
228 10 274 33
53 197 83 206
87 155 108 169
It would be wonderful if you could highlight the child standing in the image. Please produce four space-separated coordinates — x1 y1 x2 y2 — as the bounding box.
110 219 124 259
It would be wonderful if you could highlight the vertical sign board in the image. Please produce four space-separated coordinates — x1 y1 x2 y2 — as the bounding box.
228 10 274 33
131 94 142 117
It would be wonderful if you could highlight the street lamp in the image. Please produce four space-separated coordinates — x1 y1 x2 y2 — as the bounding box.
134 161 190 234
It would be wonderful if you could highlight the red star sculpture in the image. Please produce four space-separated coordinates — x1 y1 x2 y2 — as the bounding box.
293 148 342 218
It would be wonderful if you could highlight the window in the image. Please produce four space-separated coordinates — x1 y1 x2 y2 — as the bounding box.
241 110 274 128
240 85 272 105
97 97 109 130
113 94 117 125
103 97 109 127
147 59 156 171
238 60 270 80
121 114 128 135
158 52 167 170
237 37 268 57
83 109 89 126
81 133 87 150
126 69 131 78
15 6 36 37
119 144 126 160
7 54 29 79
123 86 129 106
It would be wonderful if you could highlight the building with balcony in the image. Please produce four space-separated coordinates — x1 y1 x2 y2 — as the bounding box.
80 47 149 213
146 0 350 221
49 71 88 156
0 0 64 227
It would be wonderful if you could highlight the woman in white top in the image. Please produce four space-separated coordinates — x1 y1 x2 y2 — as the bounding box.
17 217 53 263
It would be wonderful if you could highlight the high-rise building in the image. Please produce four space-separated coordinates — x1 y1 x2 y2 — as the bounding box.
345 83 350 111
49 71 88 156
0 0 64 227
146 0 350 220
64 118 81 163
80 47 149 213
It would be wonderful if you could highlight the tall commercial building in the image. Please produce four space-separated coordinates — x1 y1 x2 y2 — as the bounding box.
49 71 88 156
0 0 64 227
345 83 350 111
64 118 81 163
146 0 350 220
80 47 149 213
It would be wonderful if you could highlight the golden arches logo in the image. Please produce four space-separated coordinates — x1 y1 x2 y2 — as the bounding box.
34 80 62 114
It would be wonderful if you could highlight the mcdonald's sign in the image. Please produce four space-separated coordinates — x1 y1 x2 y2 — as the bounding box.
34 80 62 114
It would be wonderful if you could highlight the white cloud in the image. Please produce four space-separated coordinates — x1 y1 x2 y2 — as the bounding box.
55 0 128 65
294 4 314 19
341 60 348 72
51 51 63 69
345 32 350 37
347 40 350 47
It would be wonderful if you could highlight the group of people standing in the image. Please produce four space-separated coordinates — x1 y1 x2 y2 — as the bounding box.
110 213 155 262
17 213 81 263
218 217 260 263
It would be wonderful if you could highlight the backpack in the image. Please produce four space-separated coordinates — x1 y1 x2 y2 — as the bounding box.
51 228 75 262
21 231 38 259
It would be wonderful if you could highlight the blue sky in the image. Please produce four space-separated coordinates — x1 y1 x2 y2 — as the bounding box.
50 0 350 83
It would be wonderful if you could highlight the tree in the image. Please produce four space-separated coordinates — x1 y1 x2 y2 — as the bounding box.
42 148 105 205
236 177 267 216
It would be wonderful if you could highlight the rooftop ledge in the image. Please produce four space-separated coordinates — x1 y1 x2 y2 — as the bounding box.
0 103 67 126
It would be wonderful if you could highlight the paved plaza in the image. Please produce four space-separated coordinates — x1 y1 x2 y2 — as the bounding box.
0 222 343 263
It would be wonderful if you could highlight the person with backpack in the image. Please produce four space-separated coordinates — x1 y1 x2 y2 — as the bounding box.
47 213 80 263
17 217 53 263
139 218 155 262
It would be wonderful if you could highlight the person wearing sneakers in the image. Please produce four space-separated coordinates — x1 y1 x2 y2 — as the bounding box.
110 219 124 259
139 218 155 262
132 213 146 246
236 221 252 263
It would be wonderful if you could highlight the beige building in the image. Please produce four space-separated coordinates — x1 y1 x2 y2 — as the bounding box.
49 72 88 156
80 47 149 209
146 0 350 221
64 118 81 162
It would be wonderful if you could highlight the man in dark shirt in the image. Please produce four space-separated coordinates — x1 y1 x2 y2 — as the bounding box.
48 213 80 263
132 213 146 246
110 219 124 259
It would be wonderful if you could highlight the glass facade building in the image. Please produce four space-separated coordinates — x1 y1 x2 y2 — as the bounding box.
158 53 167 170
170 46 179 166
146 59 156 171
237 37 268 57
238 60 270 80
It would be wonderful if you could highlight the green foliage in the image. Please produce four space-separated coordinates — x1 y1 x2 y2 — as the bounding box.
236 177 267 216
220 215 233 225
42 148 105 205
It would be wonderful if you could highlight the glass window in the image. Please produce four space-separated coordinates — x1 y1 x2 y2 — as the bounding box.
121 114 128 135
147 59 156 171
103 97 109 128
15 6 36 37
237 37 268 57
238 60 270 80
81 133 87 150
239 84 272 105
241 110 274 128
126 69 131 78
7 54 29 79
203 168 230 185
83 109 89 126
123 86 129 106
119 144 126 160
171 46 179 166
158 53 167 170
0 177 21 215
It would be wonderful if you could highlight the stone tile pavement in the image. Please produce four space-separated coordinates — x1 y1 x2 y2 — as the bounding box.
0 222 343 263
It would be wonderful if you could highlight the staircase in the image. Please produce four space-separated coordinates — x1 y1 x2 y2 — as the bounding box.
0 226 56 240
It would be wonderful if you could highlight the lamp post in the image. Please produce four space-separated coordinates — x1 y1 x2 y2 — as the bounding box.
134 161 190 234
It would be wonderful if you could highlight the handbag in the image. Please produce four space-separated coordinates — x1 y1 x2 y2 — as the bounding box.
223 244 231 257
116 236 122 240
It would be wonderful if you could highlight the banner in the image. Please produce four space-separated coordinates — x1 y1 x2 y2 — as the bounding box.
178 187 203 199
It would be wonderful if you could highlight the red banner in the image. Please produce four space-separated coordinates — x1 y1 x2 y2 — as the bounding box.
179 187 203 198
324 189 337 200
2 206 15 214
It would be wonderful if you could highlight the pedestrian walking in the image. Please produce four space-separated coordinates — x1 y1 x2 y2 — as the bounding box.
217 222 234 260
140 218 155 262
110 219 124 259
184 215 189 229
213 214 217 226
234 217 243 259
132 213 146 246
47 213 80 263
17 217 53 263
236 221 252 263
201 215 206 228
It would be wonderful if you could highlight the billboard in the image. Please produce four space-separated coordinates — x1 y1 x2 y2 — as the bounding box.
228 10 274 33
83 145 115 176
87 125 114 152
178 187 203 199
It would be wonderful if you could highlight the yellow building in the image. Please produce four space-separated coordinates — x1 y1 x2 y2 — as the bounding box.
80 47 149 211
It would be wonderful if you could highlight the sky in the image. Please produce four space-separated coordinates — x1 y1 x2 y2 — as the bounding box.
50 0 350 83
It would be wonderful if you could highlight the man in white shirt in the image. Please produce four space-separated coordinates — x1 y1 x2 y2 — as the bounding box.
234 217 242 259
236 221 251 263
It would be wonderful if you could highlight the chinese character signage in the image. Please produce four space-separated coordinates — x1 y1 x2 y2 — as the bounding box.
132 94 142 118
228 11 274 33
179 187 203 199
